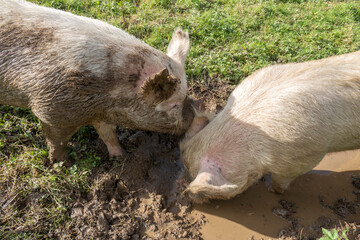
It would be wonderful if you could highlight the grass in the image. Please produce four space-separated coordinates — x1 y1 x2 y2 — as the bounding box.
0 106 97 239
1 0 360 238
320 227 349 240
28 0 360 84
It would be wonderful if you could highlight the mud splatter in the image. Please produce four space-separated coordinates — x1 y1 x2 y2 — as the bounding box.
272 200 296 220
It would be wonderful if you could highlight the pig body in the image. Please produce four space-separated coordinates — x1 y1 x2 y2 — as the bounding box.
180 51 360 203
0 0 193 163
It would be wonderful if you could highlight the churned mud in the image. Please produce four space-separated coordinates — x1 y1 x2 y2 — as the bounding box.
60 130 206 239
194 150 360 240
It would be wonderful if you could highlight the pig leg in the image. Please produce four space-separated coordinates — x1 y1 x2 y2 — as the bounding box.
93 121 124 159
269 153 326 194
268 174 295 194
42 122 79 164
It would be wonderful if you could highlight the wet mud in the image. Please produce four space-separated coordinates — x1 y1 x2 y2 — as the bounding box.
58 130 206 239
194 150 360 240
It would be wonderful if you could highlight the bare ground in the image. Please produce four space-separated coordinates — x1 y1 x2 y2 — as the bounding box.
60 130 207 240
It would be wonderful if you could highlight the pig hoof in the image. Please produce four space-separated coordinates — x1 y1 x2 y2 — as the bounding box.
268 180 290 194
268 184 285 194
269 175 292 194
44 156 70 168
64 159 76 168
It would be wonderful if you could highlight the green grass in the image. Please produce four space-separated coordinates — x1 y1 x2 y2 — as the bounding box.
0 106 96 239
30 0 360 84
320 227 349 240
1 0 360 238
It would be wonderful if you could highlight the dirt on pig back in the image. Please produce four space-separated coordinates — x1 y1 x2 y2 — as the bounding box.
64 130 205 240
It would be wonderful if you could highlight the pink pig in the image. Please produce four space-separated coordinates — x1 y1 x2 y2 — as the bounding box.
0 0 194 163
180 51 360 203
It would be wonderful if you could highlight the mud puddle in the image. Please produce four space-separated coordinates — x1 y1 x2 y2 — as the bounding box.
193 150 360 240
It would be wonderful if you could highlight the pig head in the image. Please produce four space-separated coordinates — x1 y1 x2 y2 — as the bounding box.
0 0 195 163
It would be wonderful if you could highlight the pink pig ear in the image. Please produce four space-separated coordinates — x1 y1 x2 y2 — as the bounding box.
167 28 190 67
184 169 239 204
139 68 180 104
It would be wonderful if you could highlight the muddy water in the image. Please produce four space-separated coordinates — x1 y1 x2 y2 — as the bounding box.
193 150 360 239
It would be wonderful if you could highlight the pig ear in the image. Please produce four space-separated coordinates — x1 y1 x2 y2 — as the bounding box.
186 115 210 139
167 28 190 67
184 170 239 203
140 68 180 104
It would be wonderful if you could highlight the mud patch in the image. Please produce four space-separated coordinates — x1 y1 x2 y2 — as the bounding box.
61 131 205 239
283 173 360 240
188 78 235 113
330 198 357 219
272 200 296 220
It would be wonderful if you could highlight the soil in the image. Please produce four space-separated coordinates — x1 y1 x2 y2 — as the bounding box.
51 130 207 239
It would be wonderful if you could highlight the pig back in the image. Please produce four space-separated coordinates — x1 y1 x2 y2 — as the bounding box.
229 52 360 156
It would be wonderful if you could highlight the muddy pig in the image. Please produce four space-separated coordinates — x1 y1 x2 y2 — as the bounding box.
0 0 195 163
180 50 360 203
